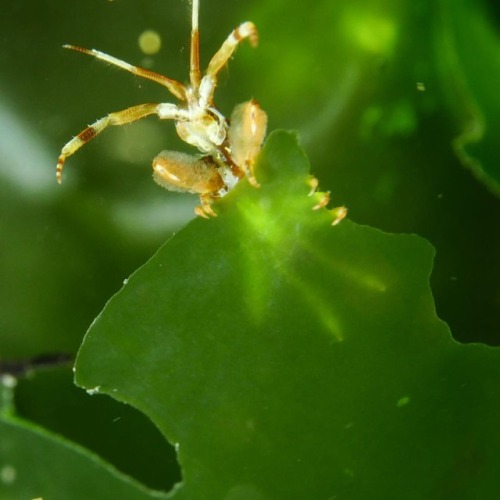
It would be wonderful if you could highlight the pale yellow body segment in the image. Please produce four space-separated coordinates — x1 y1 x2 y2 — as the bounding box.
229 101 268 187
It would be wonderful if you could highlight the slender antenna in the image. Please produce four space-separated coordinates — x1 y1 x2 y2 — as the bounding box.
190 0 201 89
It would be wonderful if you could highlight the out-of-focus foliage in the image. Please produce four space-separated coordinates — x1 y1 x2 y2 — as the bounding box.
435 0 500 194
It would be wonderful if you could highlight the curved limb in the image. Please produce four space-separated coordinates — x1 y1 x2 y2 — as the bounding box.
195 193 218 218
199 22 258 107
63 45 187 101
57 103 163 183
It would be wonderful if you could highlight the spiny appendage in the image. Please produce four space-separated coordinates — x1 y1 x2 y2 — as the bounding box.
312 191 331 210
243 163 260 188
195 193 218 218
307 175 330 209
307 176 319 196
307 176 348 225
331 206 348 225
233 153 260 188
56 121 104 184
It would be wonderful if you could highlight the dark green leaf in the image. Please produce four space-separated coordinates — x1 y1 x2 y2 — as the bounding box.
0 415 169 500
12 365 180 492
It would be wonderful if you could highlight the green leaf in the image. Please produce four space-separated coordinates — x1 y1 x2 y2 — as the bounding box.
11 365 180 492
0 417 169 500
74 131 500 498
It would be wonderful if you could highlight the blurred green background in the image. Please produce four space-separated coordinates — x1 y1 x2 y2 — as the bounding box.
0 0 498 366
